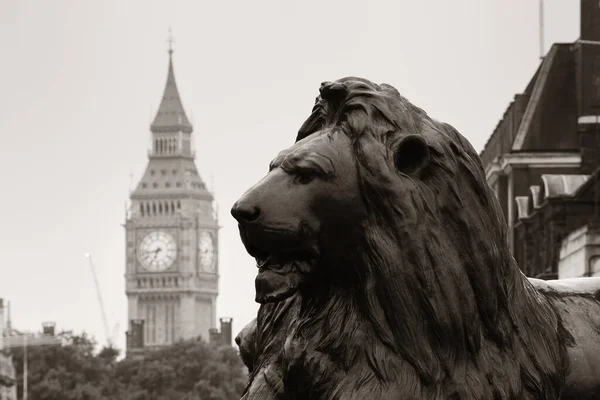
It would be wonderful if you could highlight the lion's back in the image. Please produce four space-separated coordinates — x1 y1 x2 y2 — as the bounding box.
531 277 600 399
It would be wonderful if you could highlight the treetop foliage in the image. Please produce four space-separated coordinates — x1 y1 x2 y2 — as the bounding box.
9 332 247 400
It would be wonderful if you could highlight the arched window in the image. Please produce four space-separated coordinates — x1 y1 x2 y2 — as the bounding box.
140 203 145 217
152 202 157 215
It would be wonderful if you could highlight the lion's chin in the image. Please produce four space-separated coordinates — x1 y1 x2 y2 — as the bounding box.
254 259 314 304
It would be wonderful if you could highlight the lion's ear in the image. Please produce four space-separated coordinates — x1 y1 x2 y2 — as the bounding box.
394 134 430 177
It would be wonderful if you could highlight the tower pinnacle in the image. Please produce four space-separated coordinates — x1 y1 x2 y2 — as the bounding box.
150 29 192 134
167 27 174 56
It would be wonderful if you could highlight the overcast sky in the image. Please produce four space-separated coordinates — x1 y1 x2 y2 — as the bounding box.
0 0 579 352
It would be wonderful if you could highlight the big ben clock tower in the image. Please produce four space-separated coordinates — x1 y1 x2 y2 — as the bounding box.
124 40 219 353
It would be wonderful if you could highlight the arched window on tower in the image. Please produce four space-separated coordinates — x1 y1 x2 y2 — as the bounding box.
152 202 157 215
177 200 181 209
154 139 159 154
140 203 145 217
158 203 163 215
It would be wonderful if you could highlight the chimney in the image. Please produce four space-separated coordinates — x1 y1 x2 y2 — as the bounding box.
128 319 145 350
576 0 600 174
581 0 600 41
220 318 233 346
126 319 145 356
42 322 56 336
208 328 222 345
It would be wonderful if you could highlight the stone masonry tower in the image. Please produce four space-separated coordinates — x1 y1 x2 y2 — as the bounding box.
124 40 219 354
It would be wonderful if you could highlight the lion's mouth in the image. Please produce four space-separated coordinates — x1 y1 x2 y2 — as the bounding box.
248 245 318 303
253 250 314 273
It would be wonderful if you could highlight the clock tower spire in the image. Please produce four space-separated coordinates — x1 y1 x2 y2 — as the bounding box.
124 33 219 356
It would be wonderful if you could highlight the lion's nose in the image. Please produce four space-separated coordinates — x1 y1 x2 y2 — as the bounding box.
235 333 242 347
231 201 261 225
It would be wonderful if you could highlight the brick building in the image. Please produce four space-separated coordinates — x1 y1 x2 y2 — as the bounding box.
480 0 600 279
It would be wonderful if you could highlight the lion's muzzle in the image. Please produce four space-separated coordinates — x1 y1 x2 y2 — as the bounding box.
232 198 320 304
231 199 261 226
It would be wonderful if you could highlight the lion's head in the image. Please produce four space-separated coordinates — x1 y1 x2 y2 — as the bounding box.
231 107 367 303
232 77 567 398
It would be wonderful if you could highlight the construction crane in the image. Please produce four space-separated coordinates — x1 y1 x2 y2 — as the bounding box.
85 253 120 348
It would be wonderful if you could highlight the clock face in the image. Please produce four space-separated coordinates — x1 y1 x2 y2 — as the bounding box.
137 230 177 272
198 231 215 273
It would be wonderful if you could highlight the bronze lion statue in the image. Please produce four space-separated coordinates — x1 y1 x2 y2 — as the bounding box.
231 77 600 399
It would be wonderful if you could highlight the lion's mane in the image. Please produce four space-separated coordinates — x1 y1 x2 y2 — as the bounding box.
248 77 569 399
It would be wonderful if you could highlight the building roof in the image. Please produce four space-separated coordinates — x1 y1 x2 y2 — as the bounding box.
130 157 213 202
150 51 193 134
479 43 579 167
131 47 213 203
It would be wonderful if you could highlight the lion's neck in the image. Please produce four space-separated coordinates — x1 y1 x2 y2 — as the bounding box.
288 291 420 397
292 268 566 400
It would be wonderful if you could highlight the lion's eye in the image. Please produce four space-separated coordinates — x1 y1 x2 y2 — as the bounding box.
294 172 316 185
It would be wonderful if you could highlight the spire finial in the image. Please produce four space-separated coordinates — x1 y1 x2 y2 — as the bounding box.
167 27 174 56
128 169 134 194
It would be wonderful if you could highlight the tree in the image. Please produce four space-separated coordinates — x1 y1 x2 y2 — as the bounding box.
9 332 246 400
10 332 106 399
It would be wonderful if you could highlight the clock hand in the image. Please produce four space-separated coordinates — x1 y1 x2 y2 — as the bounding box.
151 248 161 263
142 248 161 255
